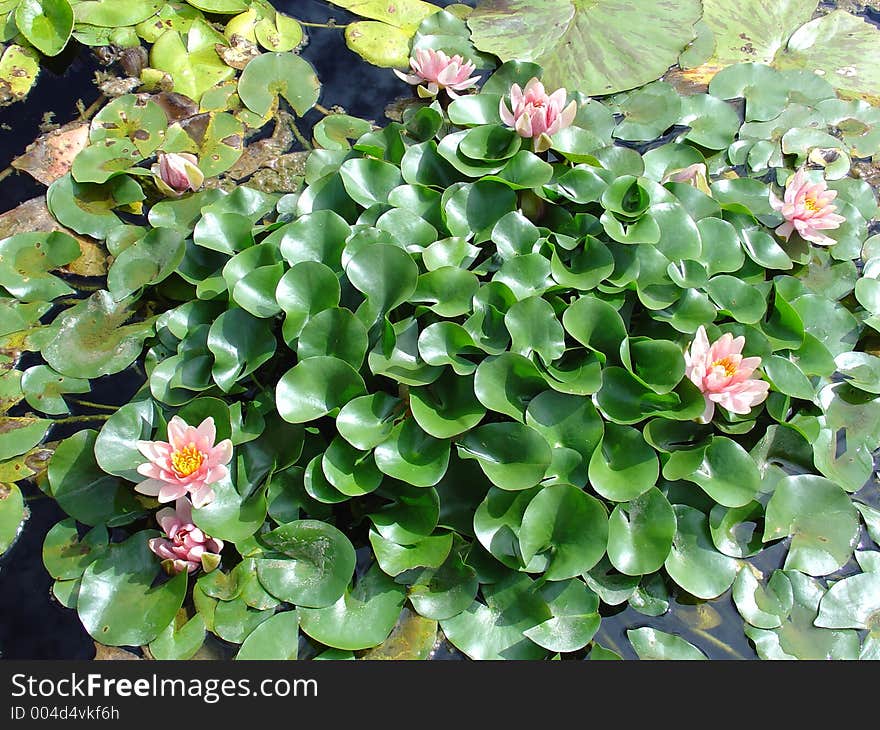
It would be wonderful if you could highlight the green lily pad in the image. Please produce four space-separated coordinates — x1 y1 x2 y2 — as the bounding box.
0 417 50 462
149 613 207 660
77 530 187 646
191 478 267 543
235 610 299 660
607 488 676 576
74 0 162 25
777 10 880 104
237 51 320 117
744 570 859 660
408 550 479 621
20 365 89 416
0 482 24 554
96 399 163 483
457 422 551 491
0 45 39 102
627 627 707 660
440 572 548 660
467 0 702 96
298 563 406 651
42 519 108 580
764 474 859 576
732 566 794 630
588 423 659 502
369 529 453 577
108 227 186 300
709 501 764 558
519 484 608 579
0 231 81 302
664 504 738 600
16 0 74 56
151 23 235 101
522 579 601 653
474 353 547 421
255 520 356 608
374 419 450 488
49 430 144 527
277 356 366 423
207 307 276 392
42 291 154 379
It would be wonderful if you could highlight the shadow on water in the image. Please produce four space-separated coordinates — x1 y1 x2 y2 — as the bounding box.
0 0 875 660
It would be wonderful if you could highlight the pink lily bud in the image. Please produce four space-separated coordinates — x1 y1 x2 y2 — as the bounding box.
149 498 223 575
662 163 711 196
499 77 577 153
684 326 770 423
769 167 845 246
135 416 233 509
151 152 204 197
394 48 480 99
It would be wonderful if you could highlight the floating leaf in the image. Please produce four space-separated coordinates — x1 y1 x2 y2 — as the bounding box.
238 52 320 117
42 291 154 379
256 520 356 608
627 627 707 660
764 474 859 576
298 563 406 651
16 0 74 56
519 484 608 579
0 483 24 554
607 488 676 576
468 0 702 95
440 573 548 660
77 530 186 646
664 504 738 599
49 430 144 527
235 610 299 660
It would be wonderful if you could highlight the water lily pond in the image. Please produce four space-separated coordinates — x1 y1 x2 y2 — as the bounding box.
1 0 880 662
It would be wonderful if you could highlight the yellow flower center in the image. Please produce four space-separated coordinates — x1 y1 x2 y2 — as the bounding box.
171 444 204 477
711 357 738 378
804 197 819 212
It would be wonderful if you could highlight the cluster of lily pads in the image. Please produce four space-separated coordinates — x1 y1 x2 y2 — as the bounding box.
0 0 879 660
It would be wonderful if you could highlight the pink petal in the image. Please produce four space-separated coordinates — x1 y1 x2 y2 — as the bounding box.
158 482 189 503
134 478 164 497
166 416 189 450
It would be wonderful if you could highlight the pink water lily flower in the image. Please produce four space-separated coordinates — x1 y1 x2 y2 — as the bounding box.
135 416 232 509
151 152 204 197
149 498 223 575
394 48 479 99
769 167 845 246
684 326 770 423
499 77 577 153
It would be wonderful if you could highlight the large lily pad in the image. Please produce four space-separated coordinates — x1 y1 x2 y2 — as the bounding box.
42 291 154 379
763 474 859 576
237 52 320 117
298 563 406 651
467 0 702 95
77 530 187 646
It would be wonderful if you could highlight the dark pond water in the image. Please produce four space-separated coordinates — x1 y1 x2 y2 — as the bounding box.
0 0 877 661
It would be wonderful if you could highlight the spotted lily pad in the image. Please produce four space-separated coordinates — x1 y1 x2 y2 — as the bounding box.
468 0 702 95
42 291 154 379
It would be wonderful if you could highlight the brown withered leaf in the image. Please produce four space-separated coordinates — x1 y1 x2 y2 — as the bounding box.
93 642 142 660
662 64 725 95
227 111 295 180
216 35 261 70
152 91 200 124
359 608 439 660
61 239 109 277
11 120 89 186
